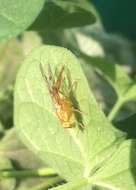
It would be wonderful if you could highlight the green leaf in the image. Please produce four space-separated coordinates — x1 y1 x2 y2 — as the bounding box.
29 0 96 31
91 140 136 190
124 83 136 102
14 45 125 188
0 0 45 42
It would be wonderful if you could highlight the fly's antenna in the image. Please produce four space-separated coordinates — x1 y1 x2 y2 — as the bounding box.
48 64 53 81
58 65 65 82
39 62 49 83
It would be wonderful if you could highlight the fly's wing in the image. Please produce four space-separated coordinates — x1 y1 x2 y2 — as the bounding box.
54 65 65 91
39 63 53 95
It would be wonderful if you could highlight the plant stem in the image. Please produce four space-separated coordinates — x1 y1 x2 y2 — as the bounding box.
108 99 124 122
0 167 57 178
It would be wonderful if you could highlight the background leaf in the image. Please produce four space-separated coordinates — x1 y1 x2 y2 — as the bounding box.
80 56 133 99
115 114 136 138
0 0 45 42
29 0 97 31
0 39 23 89
80 54 136 121
0 128 43 169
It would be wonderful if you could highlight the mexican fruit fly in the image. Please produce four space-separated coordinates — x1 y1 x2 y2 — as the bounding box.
40 63 77 128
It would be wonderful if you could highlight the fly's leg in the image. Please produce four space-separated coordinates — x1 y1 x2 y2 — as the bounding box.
68 80 77 94
72 108 87 115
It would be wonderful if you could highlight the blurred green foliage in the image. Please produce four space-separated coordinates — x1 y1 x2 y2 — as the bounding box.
0 0 136 189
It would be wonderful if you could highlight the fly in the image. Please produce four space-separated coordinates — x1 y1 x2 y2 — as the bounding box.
40 63 84 128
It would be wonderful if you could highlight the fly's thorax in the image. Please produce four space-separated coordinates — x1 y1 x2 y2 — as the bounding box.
53 93 75 125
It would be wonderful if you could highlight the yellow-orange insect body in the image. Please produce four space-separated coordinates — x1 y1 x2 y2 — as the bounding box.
40 63 75 128
54 93 75 128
